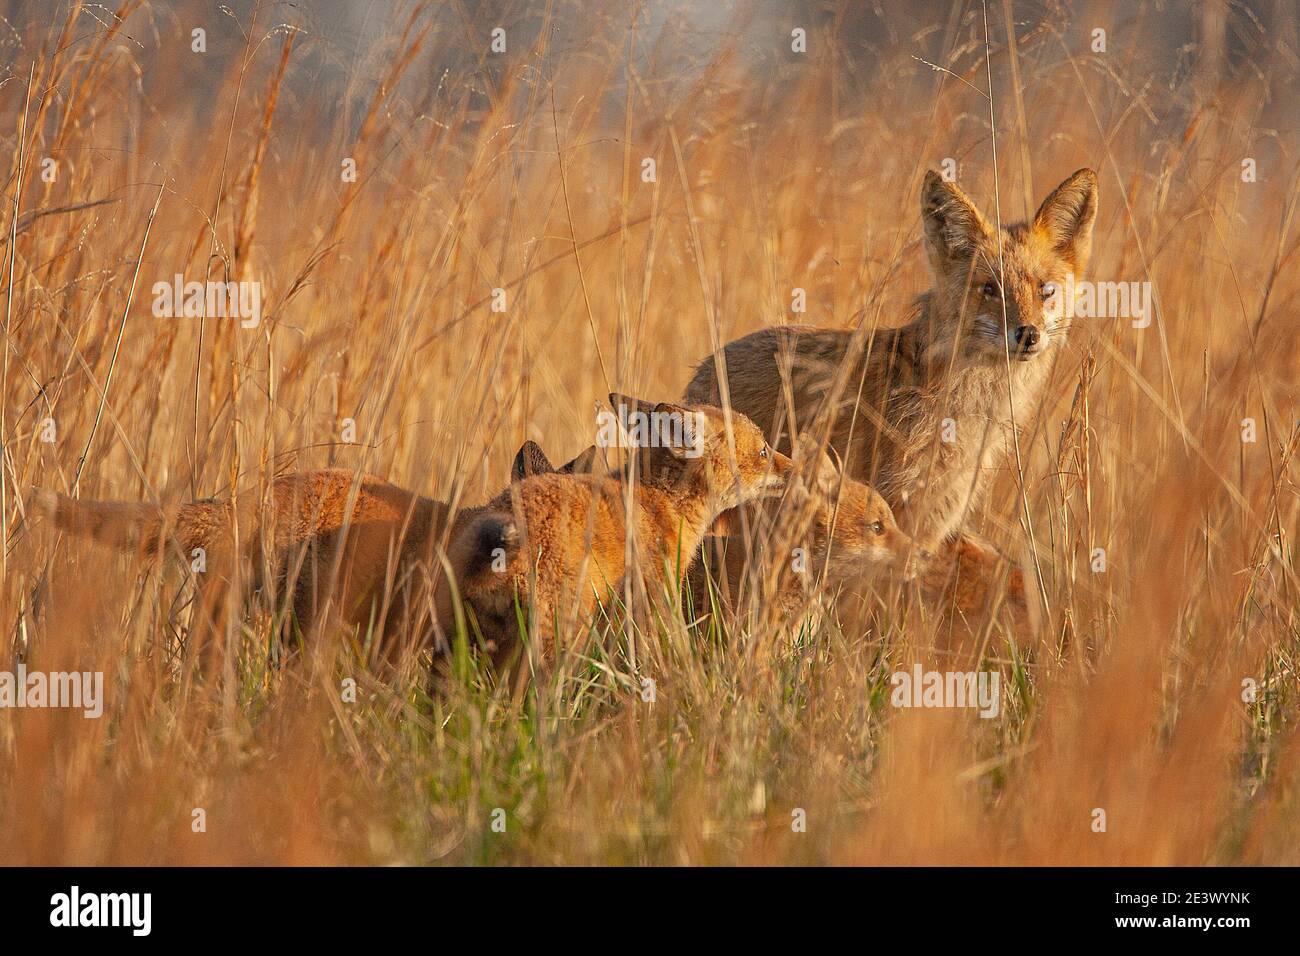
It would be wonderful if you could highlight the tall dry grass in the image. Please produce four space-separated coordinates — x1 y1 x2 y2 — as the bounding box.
0 0 1297 864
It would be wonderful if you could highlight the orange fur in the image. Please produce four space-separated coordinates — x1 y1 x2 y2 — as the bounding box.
917 533 1036 634
683 169 1098 629
33 469 512 666
439 395 793 664
690 448 916 619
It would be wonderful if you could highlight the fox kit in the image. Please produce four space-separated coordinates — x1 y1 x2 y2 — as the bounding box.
690 445 916 618
685 168 1098 624
439 394 792 663
33 468 517 667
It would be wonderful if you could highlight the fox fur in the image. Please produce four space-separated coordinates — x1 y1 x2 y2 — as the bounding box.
32 468 513 667
689 442 917 620
684 168 1098 627
439 394 793 664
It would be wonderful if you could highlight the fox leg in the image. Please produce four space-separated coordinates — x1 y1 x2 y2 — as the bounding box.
182 546 239 680
275 536 329 648
370 558 441 676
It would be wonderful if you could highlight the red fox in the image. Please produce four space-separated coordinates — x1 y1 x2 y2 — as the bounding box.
517 437 918 623
688 442 918 619
438 394 792 664
684 168 1098 628
32 468 516 668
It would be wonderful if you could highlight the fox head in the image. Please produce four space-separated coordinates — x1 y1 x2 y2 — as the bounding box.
920 167 1098 365
801 446 918 580
608 393 792 513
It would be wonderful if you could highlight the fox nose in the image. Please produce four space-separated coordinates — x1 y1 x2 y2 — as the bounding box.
1014 324 1041 351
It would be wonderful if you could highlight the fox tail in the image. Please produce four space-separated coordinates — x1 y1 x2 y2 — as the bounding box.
31 489 168 554
31 489 219 557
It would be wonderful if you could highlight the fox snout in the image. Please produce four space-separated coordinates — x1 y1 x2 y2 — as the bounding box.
725 446 792 510
898 539 930 581
767 449 794 484
756 448 795 497
1013 323 1040 356
1012 321 1050 360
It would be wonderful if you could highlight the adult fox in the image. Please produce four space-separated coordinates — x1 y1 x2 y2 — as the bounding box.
685 168 1099 625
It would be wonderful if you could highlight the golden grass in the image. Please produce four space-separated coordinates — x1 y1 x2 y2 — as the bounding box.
1 0 1297 865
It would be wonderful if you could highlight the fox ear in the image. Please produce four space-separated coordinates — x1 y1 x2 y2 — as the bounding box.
653 401 706 459
608 395 703 459
560 445 599 475
609 392 651 439
791 433 841 497
921 170 990 271
1033 168 1098 275
814 448 842 497
609 392 653 421
791 431 817 463
512 440 554 481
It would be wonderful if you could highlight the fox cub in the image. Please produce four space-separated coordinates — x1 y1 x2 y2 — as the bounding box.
689 442 917 618
438 394 792 663
519 437 917 622
33 469 513 665
685 168 1098 626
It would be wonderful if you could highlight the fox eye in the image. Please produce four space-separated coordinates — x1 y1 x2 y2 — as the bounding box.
759 447 769 460
1040 282 1058 299
981 281 1000 298
871 520 885 535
